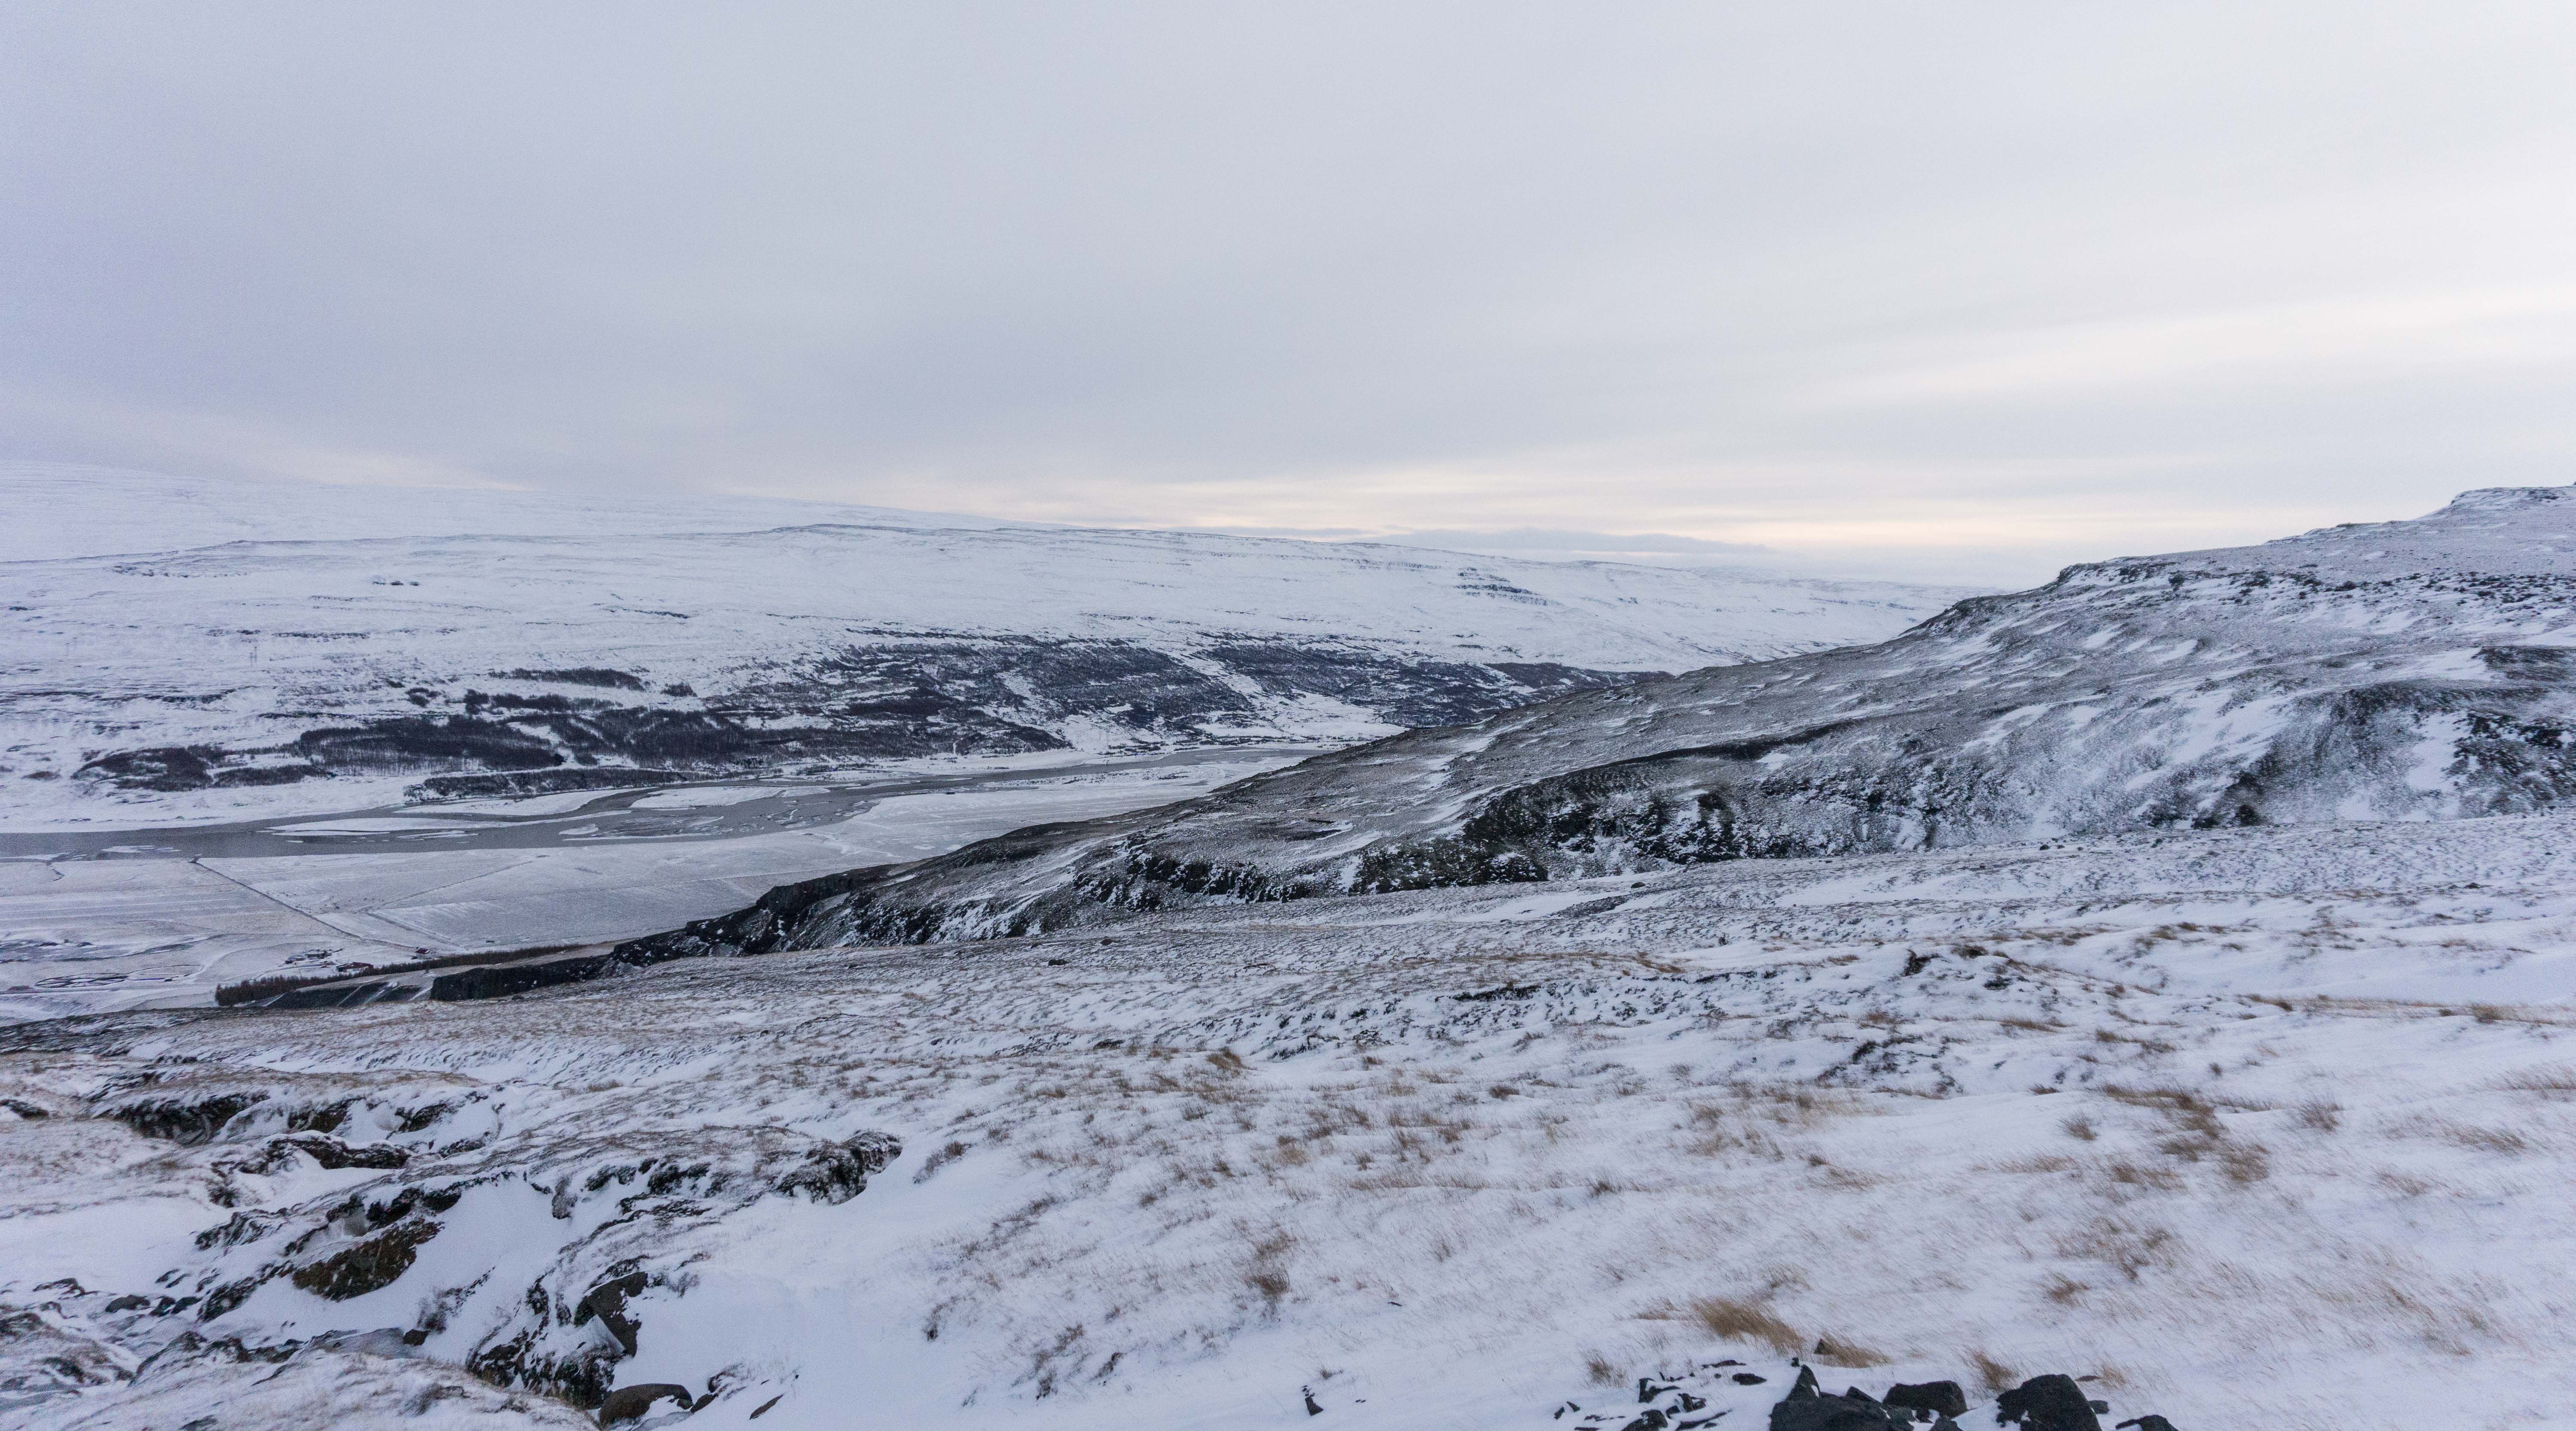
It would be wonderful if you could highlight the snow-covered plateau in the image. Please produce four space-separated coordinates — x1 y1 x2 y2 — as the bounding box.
0 463 1968 830
5 809 2573 1429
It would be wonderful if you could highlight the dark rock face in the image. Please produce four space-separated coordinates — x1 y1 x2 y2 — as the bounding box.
1995 1374 2103 1431
274 1135 410 1170
1883 1381 1968 1417
597 1382 692 1425
287 1219 442 1300
2114 1418 2180 1431
104 1092 268 1145
428 952 619 1002
576 1273 650 1356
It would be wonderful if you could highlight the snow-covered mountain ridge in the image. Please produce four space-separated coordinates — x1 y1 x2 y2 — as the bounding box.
628 483 2576 957
0 465 1970 827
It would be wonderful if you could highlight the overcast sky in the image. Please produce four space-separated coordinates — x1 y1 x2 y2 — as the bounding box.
6 3 2573 584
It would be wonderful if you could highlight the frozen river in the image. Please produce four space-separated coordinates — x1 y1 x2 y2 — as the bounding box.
0 745 1315 862
0 745 1320 1023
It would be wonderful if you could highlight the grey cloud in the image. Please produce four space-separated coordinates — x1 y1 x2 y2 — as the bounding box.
3 3 2573 583
1386 530 1774 556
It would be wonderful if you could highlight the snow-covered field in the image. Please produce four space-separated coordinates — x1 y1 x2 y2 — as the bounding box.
0 463 1971 830
6 810 2570 1430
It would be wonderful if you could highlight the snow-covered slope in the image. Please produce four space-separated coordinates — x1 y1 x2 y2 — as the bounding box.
8 810 2573 1429
0 465 1970 827
632 484 2576 956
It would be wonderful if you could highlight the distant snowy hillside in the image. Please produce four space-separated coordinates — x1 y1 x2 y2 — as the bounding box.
0 465 1970 825
0 460 1037 563
630 483 2576 956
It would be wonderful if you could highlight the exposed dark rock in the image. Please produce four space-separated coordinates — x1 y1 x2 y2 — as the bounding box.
198 1277 265 1321
597 1381 692 1425
470 1326 617 1410
429 952 618 1002
296 715 567 774
289 1219 441 1300
502 668 649 690
772 1131 902 1203
75 745 217 791
2113 1419 2178 1431
414 767 687 800
1 1097 49 1118
1995 1374 2102 1431
1883 1381 1968 1417
195 1211 286 1251
575 1272 650 1357
272 1134 409 1170
105 1091 267 1144
1768 1365 1915 1431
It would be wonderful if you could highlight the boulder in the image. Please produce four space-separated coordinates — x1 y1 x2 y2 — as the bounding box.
2114 1419 2179 1431
1994 1375 2102 1431
598 1382 691 1425
1769 1365 1915 1431
1884 1382 1968 1418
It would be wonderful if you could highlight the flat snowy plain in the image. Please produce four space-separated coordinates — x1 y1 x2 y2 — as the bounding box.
6 808 2570 1429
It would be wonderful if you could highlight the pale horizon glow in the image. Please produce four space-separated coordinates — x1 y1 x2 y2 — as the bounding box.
6 3 2575 585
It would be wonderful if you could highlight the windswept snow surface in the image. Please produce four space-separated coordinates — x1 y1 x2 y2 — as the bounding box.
0 464 1969 829
6 811 2574 1429
648 484 2576 955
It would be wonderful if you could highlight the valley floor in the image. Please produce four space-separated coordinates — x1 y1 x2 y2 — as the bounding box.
5 813 2573 1430
0 747 1308 1024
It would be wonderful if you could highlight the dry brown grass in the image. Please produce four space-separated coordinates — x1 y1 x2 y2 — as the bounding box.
2393 1115 2533 1155
2104 1159 2183 1192
1967 1348 2017 1393
1640 1295 1803 1354
2217 1142 2272 1185
1810 1331 1886 1367
2053 1216 2176 1281
2497 1065 2576 1099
